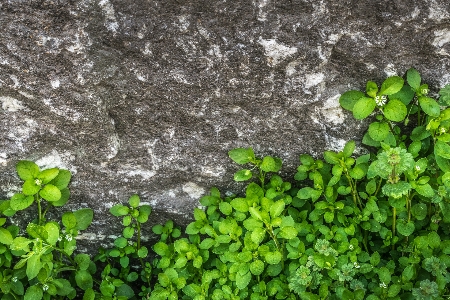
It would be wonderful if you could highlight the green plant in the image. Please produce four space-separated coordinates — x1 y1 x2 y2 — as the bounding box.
0 161 95 300
2 68 450 300
145 68 450 299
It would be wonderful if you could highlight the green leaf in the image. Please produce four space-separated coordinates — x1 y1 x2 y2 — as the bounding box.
138 246 148 258
120 256 129 268
251 228 266 245
378 267 391 284
110 205 129 216
234 169 253 181
39 184 61 202
436 155 450 172
74 208 94 230
44 222 60 245
27 254 42 280
379 76 404 95
415 183 434 198
0 227 13 245
279 226 298 239
343 140 355 158
396 219 415 236
323 151 340 164
219 202 232 215
62 212 77 229
228 148 255 165
439 84 450 105
382 182 411 199
339 90 364 111
49 169 71 189
265 251 282 265
123 226 134 239
390 84 415 105
75 254 91 270
407 68 421 91
368 122 390 141
411 126 431 141
128 194 140 208
24 285 43 300
250 260 265 275
22 180 41 196
11 236 31 251
10 193 34 211
236 271 251 290
260 156 278 172
153 242 169 256
435 141 450 159
17 161 39 181
114 237 128 248
383 99 407 122
116 284 135 299
366 81 378 98
37 168 59 184
231 198 249 213
83 288 96 300
270 200 285 218
353 97 376 120
51 188 70 207
419 96 441 117
76 270 93 290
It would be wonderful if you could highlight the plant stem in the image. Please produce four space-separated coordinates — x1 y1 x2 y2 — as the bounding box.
36 195 43 225
392 207 396 250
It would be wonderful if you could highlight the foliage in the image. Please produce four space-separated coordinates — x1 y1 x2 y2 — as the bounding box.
1 68 450 299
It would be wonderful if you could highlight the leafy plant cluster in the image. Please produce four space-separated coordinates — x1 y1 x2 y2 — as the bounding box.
1 68 450 299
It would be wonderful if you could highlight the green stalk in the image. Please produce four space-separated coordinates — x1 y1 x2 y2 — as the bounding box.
392 207 396 250
36 194 43 225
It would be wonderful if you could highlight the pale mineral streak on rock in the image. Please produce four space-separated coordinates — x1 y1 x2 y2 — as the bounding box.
98 0 119 34
0 96 25 112
258 38 298 66
182 182 205 199
35 150 77 175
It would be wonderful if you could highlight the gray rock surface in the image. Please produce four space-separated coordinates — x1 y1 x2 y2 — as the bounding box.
1 0 450 250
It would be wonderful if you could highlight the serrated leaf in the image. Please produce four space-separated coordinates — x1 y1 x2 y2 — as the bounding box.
353 97 376 120
390 84 415 105
407 68 421 91
138 246 148 258
323 151 339 164
382 182 411 199
383 99 407 122
62 212 77 229
270 200 285 218
27 254 41 280
110 205 129 217
339 90 364 111
10 193 34 211
251 228 266 245
260 156 277 172
379 76 404 95
250 260 264 275
16 161 39 181
44 222 59 245
419 96 441 117
219 202 232 215
396 219 415 236
76 270 93 290
435 141 450 159
368 122 390 141
265 251 282 265
228 148 255 165
415 183 435 198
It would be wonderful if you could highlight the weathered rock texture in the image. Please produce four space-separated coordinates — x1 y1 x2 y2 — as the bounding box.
1 0 450 249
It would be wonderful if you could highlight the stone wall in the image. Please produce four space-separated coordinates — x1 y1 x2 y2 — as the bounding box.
1 0 450 249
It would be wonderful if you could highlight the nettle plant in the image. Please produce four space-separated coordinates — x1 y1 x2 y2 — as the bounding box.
1 68 450 300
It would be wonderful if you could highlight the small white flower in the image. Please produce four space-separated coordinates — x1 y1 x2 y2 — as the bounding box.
440 127 447 134
42 284 49 291
57 236 62 242
35 179 42 185
379 282 387 288
375 95 387 106
65 234 72 242
415 165 421 171
354 262 360 269
421 88 429 95
11 277 17 282
349 244 354 250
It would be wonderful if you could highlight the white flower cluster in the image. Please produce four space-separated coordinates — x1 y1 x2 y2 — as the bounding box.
379 282 387 288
